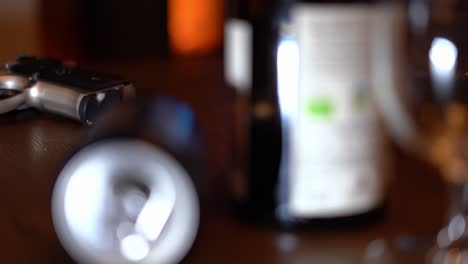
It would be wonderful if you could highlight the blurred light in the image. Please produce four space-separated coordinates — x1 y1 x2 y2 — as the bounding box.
430 37 458 72
5 80 15 89
136 193 176 241
277 37 299 117
224 19 252 93
96 92 106 103
429 37 457 101
64 161 106 247
29 87 38 97
437 216 467 248
448 214 466 243
120 233 150 261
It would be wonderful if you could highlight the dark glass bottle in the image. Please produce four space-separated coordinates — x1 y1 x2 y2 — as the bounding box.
225 0 400 226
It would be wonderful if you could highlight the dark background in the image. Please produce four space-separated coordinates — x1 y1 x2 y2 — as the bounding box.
0 0 224 61
41 0 171 60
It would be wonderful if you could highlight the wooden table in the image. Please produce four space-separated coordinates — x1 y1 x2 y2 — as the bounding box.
0 56 448 263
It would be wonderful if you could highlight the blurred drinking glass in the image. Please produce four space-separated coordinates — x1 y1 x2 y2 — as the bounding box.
378 0 468 262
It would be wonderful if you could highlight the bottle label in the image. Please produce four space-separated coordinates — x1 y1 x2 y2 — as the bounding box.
287 5 391 217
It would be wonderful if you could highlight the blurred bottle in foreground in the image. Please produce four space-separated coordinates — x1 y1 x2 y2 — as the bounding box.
225 0 404 226
52 97 204 263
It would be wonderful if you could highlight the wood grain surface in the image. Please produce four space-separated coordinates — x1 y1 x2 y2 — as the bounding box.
0 56 448 263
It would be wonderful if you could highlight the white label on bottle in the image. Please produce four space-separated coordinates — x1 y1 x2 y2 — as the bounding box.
224 19 252 93
288 5 387 217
